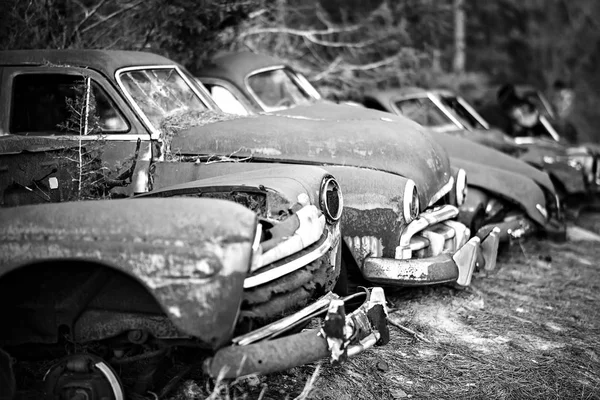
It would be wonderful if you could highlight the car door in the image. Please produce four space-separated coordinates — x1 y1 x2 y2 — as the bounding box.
0 65 152 206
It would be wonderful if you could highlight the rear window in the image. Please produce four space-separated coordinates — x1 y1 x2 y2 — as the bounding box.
10 74 129 134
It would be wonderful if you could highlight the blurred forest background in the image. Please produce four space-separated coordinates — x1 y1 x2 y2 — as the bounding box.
2 0 599 141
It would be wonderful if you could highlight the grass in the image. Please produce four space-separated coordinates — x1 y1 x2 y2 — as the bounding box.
168 236 600 399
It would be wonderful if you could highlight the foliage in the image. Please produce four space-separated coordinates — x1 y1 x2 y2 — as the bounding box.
231 0 454 99
57 77 108 201
3 0 600 141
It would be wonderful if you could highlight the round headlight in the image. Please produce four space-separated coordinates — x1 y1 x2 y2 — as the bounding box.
455 168 468 206
320 176 343 222
403 179 420 223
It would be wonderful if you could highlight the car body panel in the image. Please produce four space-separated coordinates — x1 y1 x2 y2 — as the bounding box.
169 109 450 209
452 157 547 226
197 51 503 286
0 197 256 349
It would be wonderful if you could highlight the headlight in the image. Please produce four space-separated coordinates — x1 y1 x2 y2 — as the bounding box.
320 176 343 222
403 179 420 223
455 168 468 206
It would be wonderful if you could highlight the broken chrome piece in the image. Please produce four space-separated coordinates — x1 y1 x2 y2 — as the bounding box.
232 291 341 345
395 205 460 259
254 204 325 270
204 287 388 379
363 223 499 287
452 236 480 286
481 227 501 272
323 299 347 362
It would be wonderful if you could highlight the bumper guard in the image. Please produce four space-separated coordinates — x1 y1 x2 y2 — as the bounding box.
203 287 389 379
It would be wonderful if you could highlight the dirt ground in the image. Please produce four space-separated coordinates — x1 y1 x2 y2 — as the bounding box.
169 226 600 400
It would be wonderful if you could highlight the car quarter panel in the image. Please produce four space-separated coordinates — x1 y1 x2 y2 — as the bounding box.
0 198 256 349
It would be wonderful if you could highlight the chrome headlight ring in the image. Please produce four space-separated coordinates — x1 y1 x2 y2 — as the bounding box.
455 168 468 207
403 179 420 223
320 176 343 223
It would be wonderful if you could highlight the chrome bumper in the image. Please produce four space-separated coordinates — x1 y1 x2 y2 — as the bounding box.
204 287 388 379
362 205 501 287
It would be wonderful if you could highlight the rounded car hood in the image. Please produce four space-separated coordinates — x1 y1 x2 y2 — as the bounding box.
429 131 556 194
171 108 452 209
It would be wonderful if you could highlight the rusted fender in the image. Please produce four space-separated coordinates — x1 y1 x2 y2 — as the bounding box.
452 157 548 227
148 163 328 207
430 131 556 195
0 198 257 349
170 111 451 207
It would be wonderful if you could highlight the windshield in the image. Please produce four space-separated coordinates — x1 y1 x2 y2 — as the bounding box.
119 67 207 131
246 68 315 111
439 96 485 130
394 98 456 129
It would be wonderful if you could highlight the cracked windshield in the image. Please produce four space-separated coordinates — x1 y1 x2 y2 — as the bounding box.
120 68 206 130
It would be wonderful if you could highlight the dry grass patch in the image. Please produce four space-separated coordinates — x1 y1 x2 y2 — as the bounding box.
170 238 600 399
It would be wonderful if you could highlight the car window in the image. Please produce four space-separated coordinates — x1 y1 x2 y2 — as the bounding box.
395 98 452 127
439 96 485 130
119 68 207 131
10 74 129 135
205 84 250 116
246 68 313 111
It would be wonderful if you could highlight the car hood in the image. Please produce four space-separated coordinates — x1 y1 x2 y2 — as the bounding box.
429 131 556 195
170 110 452 208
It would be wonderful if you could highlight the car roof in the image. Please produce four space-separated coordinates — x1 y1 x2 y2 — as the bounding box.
198 51 286 89
0 49 177 78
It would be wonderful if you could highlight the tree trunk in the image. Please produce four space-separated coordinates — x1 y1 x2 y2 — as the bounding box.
453 0 465 73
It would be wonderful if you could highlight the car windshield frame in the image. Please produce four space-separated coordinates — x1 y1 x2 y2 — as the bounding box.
438 95 488 131
244 66 320 112
392 94 459 132
115 65 213 137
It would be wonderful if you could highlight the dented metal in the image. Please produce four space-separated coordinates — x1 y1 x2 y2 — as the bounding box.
0 198 257 348
204 287 389 379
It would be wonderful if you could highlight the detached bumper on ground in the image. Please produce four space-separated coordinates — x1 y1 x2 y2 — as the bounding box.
361 205 501 287
204 287 389 379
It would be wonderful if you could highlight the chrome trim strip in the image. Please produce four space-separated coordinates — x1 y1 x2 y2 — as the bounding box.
456 96 490 129
115 65 214 139
427 93 467 130
395 205 459 259
243 231 333 288
428 176 454 207
244 65 289 112
409 236 429 251
539 115 561 142
244 65 319 112
232 292 343 345
403 179 418 223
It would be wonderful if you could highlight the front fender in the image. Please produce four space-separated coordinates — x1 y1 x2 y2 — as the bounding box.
0 198 257 349
452 157 547 227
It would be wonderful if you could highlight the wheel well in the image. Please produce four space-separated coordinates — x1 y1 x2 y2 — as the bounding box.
0 259 164 346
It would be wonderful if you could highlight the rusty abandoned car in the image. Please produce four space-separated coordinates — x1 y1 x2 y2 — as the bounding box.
0 50 389 397
357 87 566 240
368 87 600 209
198 53 509 287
